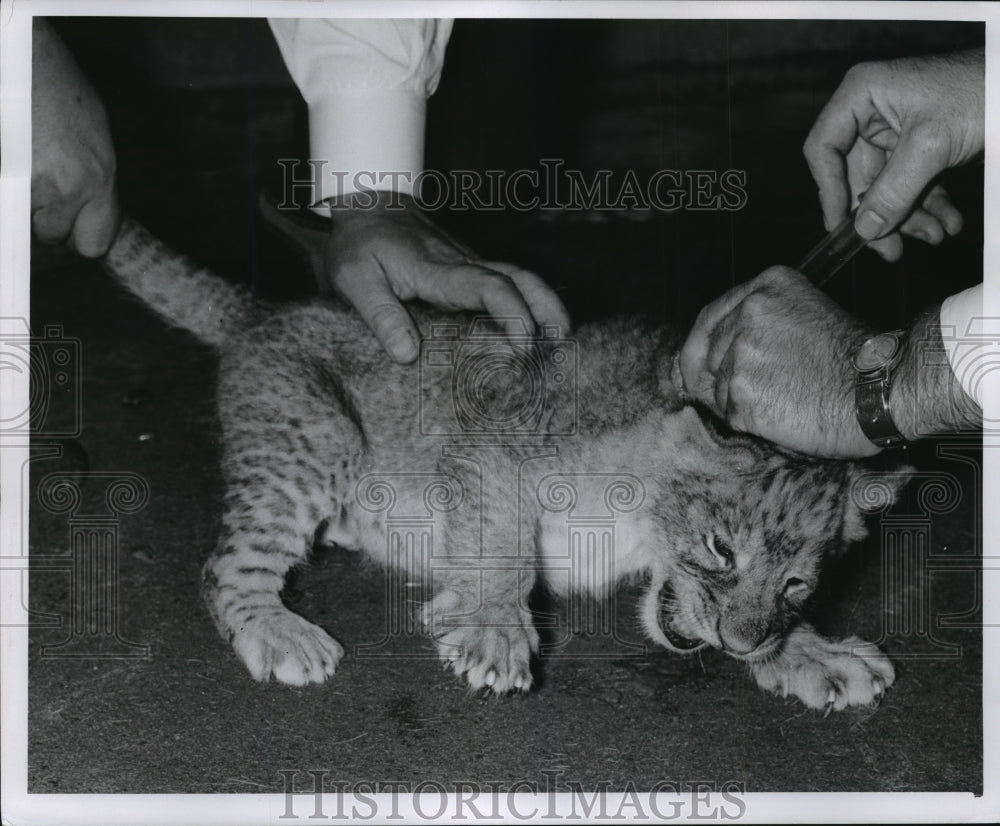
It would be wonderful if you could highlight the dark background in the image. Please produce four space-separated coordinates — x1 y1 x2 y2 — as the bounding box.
28 17 984 796
52 17 985 325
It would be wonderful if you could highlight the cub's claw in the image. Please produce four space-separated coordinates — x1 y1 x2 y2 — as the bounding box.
750 624 895 713
824 689 836 719
424 590 539 695
231 610 343 686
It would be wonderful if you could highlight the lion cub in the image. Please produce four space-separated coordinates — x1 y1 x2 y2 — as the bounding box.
104 218 906 713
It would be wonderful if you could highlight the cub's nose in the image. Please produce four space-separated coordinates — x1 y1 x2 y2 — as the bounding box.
717 615 771 655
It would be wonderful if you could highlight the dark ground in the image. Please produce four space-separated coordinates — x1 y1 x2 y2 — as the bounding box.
25 17 985 799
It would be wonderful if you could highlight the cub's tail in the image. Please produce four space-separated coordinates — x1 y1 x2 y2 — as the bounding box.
102 216 260 347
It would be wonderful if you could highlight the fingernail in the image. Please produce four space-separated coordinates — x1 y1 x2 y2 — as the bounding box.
855 210 886 240
388 330 418 363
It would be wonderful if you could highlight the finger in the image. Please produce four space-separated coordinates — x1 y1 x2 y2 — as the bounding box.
844 141 902 260
713 345 737 422
845 138 886 209
482 260 572 335
31 203 75 245
679 277 759 403
854 122 951 239
31 174 76 244
704 302 741 387
921 185 963 236
335 267 420 363
433 262 538 339
898 208 946 245
867 233 904 263
803 81 867 230
869 199 951 261
476 270 538 339
70 190 121 257
703 315 740 419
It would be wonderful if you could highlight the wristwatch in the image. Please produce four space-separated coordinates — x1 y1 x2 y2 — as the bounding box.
852 330 907 449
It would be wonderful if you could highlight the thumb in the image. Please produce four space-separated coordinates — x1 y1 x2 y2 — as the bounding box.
71 192 121 257
336 267 419 364
854 123 950 239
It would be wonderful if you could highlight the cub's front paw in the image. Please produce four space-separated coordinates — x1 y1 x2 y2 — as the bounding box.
423 589 540 694
750 624 894 714
231 609 344 686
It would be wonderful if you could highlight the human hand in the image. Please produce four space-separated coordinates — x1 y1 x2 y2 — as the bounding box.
803 48 984 262
324 191 571 363
31 20 120 257
678 266 879 458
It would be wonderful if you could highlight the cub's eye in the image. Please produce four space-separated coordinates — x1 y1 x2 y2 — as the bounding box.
784 576 810 601
705 534 735 567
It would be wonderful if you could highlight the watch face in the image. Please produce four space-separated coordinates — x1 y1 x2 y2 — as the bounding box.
854 332 902 372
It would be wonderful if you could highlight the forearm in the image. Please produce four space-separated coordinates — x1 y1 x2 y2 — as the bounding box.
890 305 982 442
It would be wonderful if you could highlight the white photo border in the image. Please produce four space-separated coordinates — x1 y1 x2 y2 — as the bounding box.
1 1 996 823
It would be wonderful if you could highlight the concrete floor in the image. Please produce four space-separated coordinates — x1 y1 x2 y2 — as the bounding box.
25 16 984 802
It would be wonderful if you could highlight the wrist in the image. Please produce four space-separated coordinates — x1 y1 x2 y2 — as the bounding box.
326 189 418 212
888 309 982 441
853 329 911 450
840 327 884 457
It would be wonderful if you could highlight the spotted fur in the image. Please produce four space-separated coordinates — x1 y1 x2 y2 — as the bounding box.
103 217 909 711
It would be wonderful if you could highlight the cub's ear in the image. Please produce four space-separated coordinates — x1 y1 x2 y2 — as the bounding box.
688 401 740 442
842 462 917 543
686 401 776 458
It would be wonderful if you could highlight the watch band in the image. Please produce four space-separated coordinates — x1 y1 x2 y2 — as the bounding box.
854 331 907 449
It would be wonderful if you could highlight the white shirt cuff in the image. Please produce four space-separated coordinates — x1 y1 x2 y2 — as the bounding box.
305 88 426 210
938 283 987 405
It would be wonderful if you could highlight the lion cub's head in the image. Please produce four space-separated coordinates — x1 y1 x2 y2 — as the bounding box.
639 405 911 660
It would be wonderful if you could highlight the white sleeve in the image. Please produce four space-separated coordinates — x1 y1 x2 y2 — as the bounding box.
268 18 453 207
938 283 987 405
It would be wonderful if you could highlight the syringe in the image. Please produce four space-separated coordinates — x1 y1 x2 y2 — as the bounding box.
797 206 869 287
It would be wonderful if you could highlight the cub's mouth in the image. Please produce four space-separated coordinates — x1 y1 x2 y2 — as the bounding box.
657 581 707 652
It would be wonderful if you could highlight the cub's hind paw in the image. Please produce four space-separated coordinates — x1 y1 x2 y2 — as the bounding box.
751 624 894 713
423 590 539 695
231 610 343 686
437 625 538 694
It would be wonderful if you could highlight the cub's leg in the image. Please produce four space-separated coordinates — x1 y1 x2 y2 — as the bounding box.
203 348 362 686
422 451 541 694
750 623 895 713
